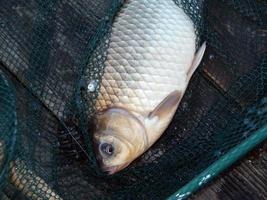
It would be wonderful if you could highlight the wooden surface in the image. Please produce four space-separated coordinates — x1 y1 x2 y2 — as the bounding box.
190 141 267 200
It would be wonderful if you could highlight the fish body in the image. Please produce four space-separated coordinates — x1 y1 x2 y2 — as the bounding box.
93 0 206 174
96 0 196 114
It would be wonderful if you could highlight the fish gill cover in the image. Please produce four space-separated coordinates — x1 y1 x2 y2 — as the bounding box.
0 0 266 199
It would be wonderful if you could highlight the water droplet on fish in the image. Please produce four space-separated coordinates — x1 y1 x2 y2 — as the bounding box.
87 80 97 92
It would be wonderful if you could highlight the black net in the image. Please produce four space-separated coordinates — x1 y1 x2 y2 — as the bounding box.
0 0 266 199
0 71 17 198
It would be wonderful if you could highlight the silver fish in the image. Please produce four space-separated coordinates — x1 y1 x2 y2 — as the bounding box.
93 0 206 174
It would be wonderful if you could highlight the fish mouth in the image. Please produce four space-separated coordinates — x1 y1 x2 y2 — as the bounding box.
101 163 130 175
102 165 119 175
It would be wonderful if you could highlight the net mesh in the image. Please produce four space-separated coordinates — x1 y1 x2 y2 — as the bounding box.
0 0 266 199
0 71 17 199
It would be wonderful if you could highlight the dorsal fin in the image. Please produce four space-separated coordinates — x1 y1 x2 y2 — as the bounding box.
187 42 206 81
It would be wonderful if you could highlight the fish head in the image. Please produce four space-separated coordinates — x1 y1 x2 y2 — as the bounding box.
93 107 148 175
93 90 184 175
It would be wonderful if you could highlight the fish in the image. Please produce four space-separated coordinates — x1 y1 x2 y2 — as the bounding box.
93 0 206 175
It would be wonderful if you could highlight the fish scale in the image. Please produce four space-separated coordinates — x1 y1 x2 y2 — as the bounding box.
96 0 196 115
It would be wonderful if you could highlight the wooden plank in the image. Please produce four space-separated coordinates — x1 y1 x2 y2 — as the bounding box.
190 141 267 200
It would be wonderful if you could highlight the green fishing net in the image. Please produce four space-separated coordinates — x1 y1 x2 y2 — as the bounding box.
0 0 266 199
0 71 17 199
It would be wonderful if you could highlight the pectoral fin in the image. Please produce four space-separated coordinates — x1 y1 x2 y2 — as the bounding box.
187 42 206 80
145 90 182 145
148 90 182 120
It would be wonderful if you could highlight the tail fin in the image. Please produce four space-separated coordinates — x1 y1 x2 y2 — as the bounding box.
187 42 206 81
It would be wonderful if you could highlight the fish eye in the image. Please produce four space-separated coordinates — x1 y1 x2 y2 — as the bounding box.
100 143 114 156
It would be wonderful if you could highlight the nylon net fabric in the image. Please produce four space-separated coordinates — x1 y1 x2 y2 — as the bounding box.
0 0 266 199
0 71 17 200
